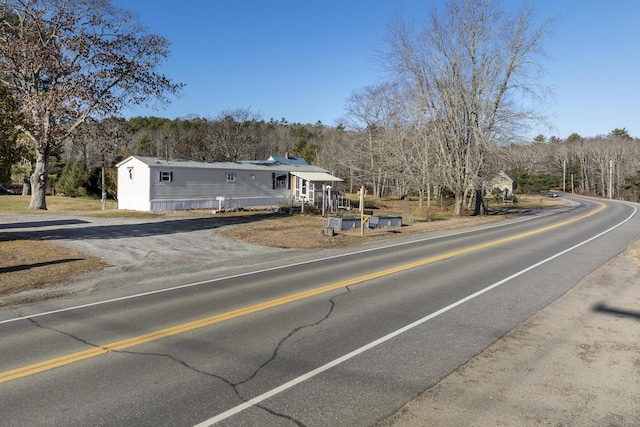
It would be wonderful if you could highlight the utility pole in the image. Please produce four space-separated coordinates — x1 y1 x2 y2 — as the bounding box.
101 154 106 211
609 160 613 199
359 186 371 235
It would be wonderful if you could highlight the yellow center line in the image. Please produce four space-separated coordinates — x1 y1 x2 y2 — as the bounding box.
0 202 605 384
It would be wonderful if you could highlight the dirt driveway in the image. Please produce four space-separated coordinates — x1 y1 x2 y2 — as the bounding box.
0 212 285 305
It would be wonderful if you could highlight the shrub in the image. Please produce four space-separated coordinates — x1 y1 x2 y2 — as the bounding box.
57 160 88 197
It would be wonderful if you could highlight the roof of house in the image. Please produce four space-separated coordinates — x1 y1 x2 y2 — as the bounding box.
116 156 333 176
267 154 308 165
290 171 343 182
496 170 515 180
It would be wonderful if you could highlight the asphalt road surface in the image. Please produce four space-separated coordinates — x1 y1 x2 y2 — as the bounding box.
1 195 638 426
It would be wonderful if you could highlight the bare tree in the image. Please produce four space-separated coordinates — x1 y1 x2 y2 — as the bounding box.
207 108 263 161
383 0 553 214
0 0 182 209
320 124 361 193
400 113 437 206
64 117 131 168
314 126 349 175
344 84 401 198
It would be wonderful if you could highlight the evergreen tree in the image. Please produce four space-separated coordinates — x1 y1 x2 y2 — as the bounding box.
57 160 88 197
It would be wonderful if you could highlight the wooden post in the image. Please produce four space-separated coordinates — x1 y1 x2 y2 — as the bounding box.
359 186 363 235
101 154 106 211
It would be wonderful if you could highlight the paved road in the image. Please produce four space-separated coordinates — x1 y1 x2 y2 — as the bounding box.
379 236 640 426
0 196 638 426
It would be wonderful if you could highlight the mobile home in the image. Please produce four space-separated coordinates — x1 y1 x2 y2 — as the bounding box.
116 156 342 212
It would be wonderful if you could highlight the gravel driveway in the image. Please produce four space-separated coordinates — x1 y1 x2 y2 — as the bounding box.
0 212 285 301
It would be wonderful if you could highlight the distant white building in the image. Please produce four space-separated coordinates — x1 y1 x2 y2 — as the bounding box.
488 170 516 197
116 155 342 212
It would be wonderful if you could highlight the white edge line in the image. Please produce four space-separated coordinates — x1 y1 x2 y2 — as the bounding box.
194 204 637 426
0 202 581 325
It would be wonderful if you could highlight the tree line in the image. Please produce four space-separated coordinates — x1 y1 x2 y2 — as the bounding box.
9 108 640 205
3 0 639 212
501 130 640 202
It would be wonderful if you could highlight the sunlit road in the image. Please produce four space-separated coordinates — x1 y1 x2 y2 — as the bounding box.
1 195 638 426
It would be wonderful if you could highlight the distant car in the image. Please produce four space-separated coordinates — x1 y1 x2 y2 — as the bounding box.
540 190 558 197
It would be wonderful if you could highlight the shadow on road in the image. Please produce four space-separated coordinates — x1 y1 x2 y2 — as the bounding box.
0 219 91 229
0 213 281 242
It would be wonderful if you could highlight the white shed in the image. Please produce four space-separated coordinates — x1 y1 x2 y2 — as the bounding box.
116 156 342 212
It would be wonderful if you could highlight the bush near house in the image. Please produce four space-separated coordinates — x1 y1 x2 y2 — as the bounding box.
512 168 559 193
57 160 89 197
56 160 116 199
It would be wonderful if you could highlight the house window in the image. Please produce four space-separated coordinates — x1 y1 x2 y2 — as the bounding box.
159 171 173 182
276 174 287 189
226 172 235 183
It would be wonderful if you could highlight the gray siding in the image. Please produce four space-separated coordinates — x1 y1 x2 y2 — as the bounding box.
149 168 289 200
150 196 290 211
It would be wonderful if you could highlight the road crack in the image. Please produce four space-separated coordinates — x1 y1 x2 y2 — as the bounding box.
24 286 352 425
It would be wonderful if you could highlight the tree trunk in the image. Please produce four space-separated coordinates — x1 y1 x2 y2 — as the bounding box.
28 149 49 210
21 179 31 196
471 189 486 216
453 188 464 216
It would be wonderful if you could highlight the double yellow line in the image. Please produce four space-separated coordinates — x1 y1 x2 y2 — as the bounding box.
0 202 605 384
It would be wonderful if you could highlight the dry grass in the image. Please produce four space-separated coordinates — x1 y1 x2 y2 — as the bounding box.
220 212 506 249
0 195 118 212
219 194 565 249
0 239 106 297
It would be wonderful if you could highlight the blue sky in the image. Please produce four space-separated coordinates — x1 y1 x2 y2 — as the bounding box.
116 1 640 140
